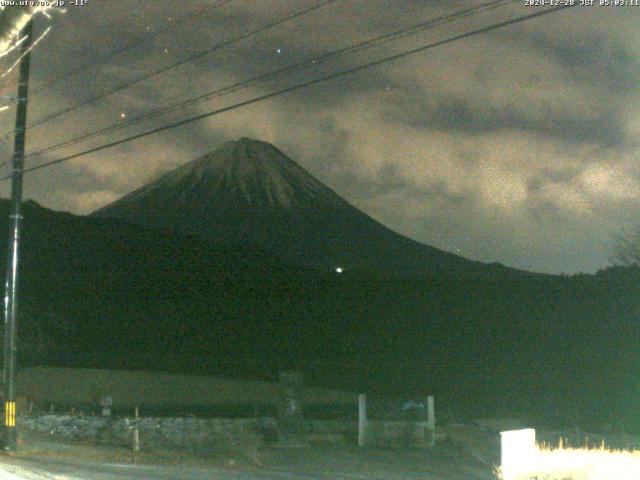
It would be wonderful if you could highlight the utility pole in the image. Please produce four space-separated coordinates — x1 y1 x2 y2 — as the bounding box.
2 18 33 452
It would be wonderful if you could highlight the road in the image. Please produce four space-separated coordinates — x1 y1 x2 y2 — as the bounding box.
0 459 322 480
0 460 484 480
0 445 496 480
0 425 498 479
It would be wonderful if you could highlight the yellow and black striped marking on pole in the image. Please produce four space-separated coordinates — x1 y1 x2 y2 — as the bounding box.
4 401 15 427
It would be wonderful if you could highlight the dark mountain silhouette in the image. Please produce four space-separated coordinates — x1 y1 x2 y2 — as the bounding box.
0 152 635 430
92 137 525 277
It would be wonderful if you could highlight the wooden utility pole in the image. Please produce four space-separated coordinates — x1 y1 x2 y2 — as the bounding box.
3 18 33 452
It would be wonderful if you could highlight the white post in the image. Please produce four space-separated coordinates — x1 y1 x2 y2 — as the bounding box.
427 395 435 446
358 393 367 447
132 406 140 453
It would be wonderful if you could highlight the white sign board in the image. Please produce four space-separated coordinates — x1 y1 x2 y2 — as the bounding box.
500 428 537 479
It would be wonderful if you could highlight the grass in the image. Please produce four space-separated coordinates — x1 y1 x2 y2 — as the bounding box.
496 439 640 480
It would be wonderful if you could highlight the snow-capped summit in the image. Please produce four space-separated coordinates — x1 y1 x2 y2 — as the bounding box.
158 137 345 209
96 138 345 213
93 138 516 276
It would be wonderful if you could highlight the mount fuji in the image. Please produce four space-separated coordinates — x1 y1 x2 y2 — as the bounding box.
92 137 519 277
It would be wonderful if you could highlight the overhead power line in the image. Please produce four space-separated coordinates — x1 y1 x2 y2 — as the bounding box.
0 5 572 181
29 0 234 96
27 0 517 159
2 0 338 140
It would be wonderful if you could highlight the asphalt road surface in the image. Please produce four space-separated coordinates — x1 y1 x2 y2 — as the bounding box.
0 444 496 480
0 459 329 479
0 424 498 479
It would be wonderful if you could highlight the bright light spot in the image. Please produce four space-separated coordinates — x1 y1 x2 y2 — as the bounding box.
276 47 282 55
164 48 169 54
0 105 9 113
120 112 126 119
335 267 343 273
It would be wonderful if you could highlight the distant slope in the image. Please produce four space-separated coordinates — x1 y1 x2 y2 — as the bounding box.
92 138 527 278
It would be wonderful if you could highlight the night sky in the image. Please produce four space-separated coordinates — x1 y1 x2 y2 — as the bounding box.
0 0 637 275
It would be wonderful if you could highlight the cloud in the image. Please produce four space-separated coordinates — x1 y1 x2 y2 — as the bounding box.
0 1 636 274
